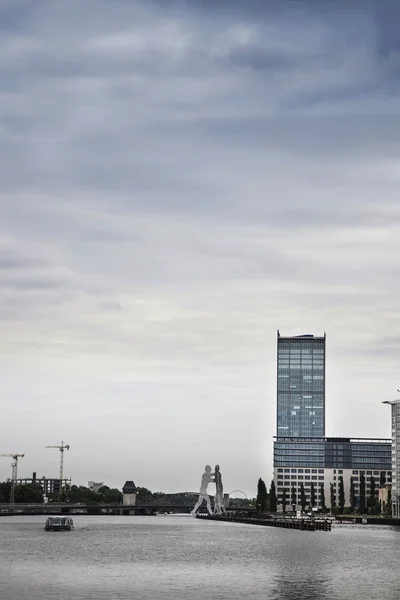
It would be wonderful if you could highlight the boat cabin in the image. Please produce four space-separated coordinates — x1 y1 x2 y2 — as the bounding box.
44 516 74 531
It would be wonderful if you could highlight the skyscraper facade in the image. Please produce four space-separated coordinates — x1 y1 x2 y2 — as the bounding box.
277 331 326 438
383 399 400 517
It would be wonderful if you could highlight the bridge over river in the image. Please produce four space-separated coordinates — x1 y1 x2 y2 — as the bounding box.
0 493 254 516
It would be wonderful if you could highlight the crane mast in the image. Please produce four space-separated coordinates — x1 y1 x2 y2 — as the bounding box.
0 453 25 506
45 441 70 485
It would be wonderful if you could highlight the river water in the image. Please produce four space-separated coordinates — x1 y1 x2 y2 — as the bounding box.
0 515 399 600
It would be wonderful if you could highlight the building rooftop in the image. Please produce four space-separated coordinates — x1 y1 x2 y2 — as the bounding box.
277 330 326 340
122 481 137 493
274 436 391 444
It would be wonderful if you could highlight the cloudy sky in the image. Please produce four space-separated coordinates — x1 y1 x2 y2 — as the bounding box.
0 0 399 496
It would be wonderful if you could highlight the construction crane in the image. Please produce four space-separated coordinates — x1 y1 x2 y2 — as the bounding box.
45 441 70 483
0 453 25 506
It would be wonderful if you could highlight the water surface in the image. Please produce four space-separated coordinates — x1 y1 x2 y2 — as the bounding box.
0 515 399 599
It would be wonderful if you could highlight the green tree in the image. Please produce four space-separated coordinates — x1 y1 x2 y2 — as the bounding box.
269 480 277 513
310 482 316 508
330 483 336 509
256 478 268 512
291 486 297 510
98 486 123 504
380 472 386 488
338 476 345 513
281 488 288 513
350 477 356 512
320 483 326 511
300 483 306 512
135 487 153 501
14 484 44 504
0 481 11 503
368 476 377 513
359 473 366 513
384 487 392 517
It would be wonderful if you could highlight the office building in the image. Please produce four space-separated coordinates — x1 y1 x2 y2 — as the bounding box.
383 399 400 517
277 331 326 438
273 436 391 509
273 331 392 511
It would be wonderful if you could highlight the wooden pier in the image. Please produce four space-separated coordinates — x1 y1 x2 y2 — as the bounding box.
196 514 331 531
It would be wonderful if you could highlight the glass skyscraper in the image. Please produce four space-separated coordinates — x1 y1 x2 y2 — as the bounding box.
277 331 326 438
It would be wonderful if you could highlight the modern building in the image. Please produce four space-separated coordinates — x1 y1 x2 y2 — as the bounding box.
273 331 392 511
274 437 392 509
277 331 326 438
383 399 400 517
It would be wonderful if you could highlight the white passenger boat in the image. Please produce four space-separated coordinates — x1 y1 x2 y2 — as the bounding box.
44 516 74 531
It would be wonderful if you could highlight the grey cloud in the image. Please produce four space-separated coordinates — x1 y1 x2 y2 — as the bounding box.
0 0 399 491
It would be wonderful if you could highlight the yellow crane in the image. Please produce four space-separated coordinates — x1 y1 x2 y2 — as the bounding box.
45 441 70 483
0 453 25 506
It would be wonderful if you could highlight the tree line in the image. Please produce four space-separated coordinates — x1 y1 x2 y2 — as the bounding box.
256 474 392 516
0 481 123 505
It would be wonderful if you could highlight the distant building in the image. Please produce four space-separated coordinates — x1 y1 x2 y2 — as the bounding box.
277 331 326 438
383 399 400 517
88 481 104 493
15 473 71 496
274 437 391 510
122 481 137 506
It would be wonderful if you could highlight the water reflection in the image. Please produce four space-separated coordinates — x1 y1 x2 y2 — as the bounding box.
272 575 332 600
0 517 399 600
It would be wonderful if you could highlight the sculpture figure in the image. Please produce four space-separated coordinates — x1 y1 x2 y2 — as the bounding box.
213 464 226 515
191 465 214 515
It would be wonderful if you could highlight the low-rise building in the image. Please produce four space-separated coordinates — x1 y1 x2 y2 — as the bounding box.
15 472 72 496
274 437 391 510
88 481 104 493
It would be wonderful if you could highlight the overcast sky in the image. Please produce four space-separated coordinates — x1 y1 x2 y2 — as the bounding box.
0 0 399 496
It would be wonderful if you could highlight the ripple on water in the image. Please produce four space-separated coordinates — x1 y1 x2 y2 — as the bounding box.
0 516 399 600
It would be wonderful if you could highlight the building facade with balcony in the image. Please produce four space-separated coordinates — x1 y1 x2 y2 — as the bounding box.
273 437 392 510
